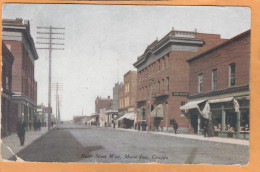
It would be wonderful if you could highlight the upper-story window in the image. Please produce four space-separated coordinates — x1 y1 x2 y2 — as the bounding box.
229 63 236 87
162 57 165 70
198 74 203 93
158 59 160 71
212 69 217 91
167 77 170 92
158 81 160 94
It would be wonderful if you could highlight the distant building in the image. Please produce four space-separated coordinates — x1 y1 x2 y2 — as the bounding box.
111 82 123 110
118 70 137 128
133 28 226 132
73 115 90 125
1 43 14 137
95 96 113 114
106 82 123 127
181 30 250 139
2 18 39 129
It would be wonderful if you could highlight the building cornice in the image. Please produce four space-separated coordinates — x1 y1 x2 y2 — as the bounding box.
133 30 204 69
2 24 39 61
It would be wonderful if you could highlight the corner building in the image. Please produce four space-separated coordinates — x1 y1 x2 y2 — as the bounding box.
133 29 226 133
2 18 39 131
1 43 14 137
181 30 250 139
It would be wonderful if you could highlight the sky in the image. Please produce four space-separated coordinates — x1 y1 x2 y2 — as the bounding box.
2 4 251 121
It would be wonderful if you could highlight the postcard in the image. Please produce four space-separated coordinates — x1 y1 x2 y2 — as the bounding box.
1 3 251 166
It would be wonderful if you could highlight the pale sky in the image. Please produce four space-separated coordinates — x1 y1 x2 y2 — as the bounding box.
2 4 251 120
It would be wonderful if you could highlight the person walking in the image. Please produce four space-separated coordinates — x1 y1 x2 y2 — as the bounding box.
16 119 26 146
173 120 178 134
204 119 210 137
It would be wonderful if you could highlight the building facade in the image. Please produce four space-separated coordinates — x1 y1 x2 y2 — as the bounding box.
181 30 250 139
1 43 14 137
2 18 39 130
133 29 226 133
95 96 113 125
118 70 137 128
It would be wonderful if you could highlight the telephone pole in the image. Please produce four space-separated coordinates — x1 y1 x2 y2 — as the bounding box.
36 26 65 131
51 83 63 124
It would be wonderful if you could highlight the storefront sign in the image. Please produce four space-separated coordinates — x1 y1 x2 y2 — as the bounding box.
172 92 189 97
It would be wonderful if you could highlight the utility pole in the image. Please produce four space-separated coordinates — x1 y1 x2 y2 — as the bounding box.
51 83 63 124
36 26 65 131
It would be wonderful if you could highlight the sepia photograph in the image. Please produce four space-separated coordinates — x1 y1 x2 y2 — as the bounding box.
1 4 250 164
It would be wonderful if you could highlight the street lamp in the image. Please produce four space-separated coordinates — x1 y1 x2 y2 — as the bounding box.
148 78 154 132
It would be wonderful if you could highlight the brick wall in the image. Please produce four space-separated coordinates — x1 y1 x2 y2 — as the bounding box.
189 31 250 96
95 96 113 114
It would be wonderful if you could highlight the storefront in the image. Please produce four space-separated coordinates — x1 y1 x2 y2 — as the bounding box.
180 96 250 139
117 112 135 129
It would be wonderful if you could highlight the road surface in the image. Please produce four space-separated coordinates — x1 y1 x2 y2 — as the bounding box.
11 123 249 164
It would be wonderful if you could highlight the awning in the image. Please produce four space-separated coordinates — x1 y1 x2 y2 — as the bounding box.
117 112 135 121
180 99 206 111
151 104 164 118
208 97 233 104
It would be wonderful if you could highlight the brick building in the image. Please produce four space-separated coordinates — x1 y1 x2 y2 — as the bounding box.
2 18 39 131
95 96 113 125
133 28 226 133
1 43 14 137
117 70 137 128
181 30 250 139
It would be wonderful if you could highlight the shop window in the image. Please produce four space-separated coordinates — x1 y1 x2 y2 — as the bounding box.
225 111 237 132
212 69 217 91
229 63 236 87
198 74 203 93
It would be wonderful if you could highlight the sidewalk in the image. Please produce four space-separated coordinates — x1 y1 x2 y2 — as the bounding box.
1 127 50 161
115 128 249 146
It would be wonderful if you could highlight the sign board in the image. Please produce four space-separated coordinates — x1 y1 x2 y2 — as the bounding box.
172 92 189 97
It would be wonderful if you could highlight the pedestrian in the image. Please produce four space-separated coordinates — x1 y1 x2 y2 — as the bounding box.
173 120 178 134
113 119 116 128
29 120 32 130
51 121 54 127
137 122 140 131
33 119 37 131
204 120 210 137
16 119 26 146
37 120 41 131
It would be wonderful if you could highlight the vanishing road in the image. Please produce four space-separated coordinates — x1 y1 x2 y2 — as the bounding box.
11 123 249 164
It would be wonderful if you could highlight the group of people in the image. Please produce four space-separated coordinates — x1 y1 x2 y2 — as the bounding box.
16 119 55 146
29 120 44 131
135 119 179 134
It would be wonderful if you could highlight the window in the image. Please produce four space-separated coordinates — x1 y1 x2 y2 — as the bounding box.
162 57 165 70
212 69 217 91
167 77 169 92
229 63 235 87
158 81 160 94
142 108 146 120
6 76 9 90
166 54 170 67
198 74 203 93
158 60 160 71
162 79 165 92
